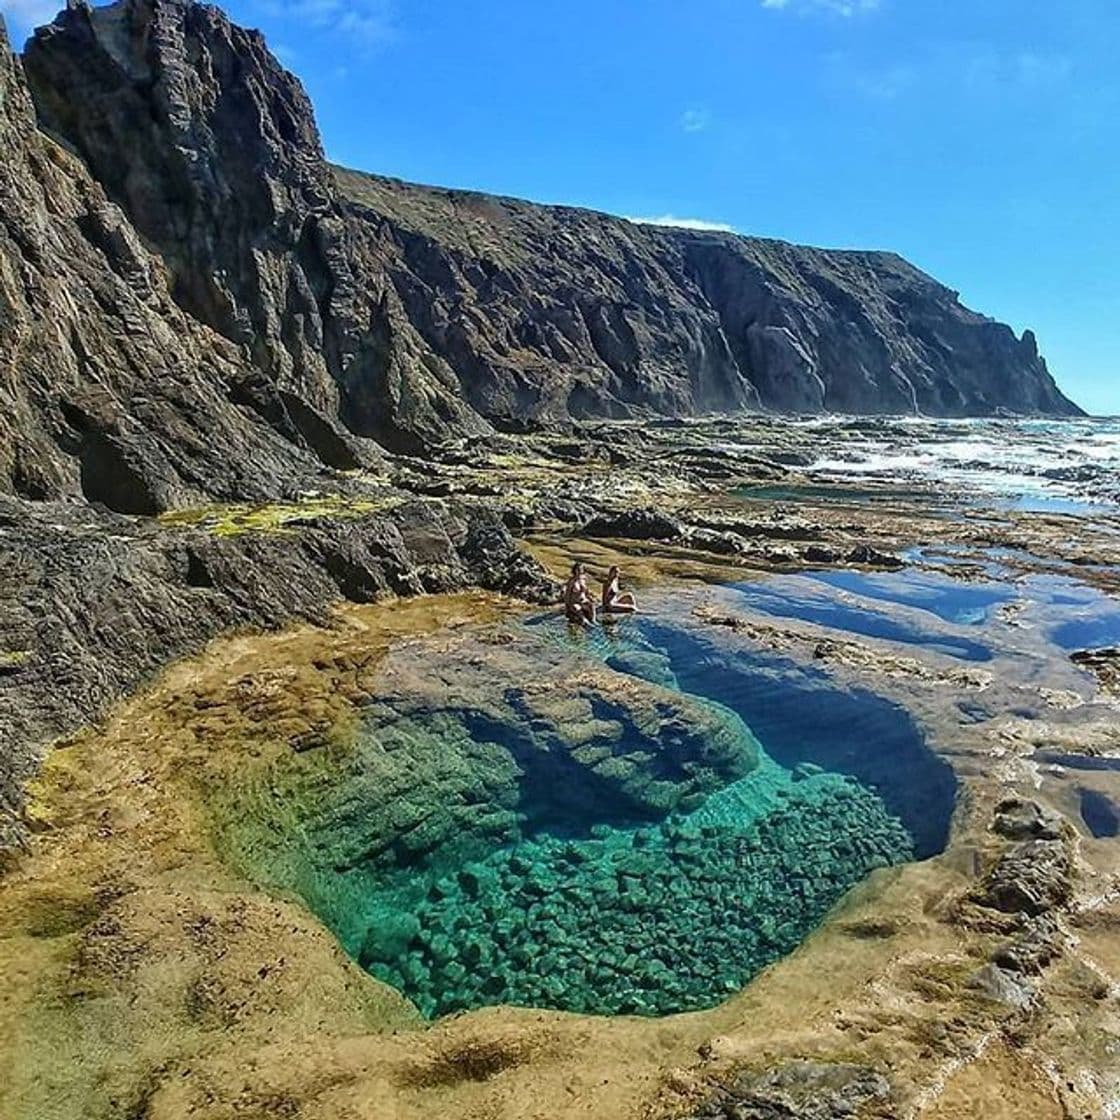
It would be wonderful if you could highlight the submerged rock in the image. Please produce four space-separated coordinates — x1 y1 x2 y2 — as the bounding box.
210 627 763 949
364 772 913 1018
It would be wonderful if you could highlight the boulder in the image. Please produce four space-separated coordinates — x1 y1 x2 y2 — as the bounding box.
584 508 684 541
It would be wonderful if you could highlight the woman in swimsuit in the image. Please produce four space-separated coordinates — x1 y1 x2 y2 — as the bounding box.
564 562 596 625
601 565 637 614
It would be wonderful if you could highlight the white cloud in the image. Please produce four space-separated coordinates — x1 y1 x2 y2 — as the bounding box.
680 108 711 133
830 45 1074 103
0 0 59 39
252 0 395 47
625 214 737 233
762 0 882 15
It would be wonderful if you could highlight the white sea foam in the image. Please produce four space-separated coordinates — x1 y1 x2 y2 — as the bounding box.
769 417 1120 513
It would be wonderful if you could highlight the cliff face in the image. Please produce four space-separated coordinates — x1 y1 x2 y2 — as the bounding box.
336 171 1078 421
1 0 1081 512
0 12 346 512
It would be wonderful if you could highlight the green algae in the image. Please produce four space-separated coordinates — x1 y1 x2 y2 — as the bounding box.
359 771 913 1018
158 494 396 537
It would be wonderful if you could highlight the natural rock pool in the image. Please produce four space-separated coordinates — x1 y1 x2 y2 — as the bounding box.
209 602 957 1020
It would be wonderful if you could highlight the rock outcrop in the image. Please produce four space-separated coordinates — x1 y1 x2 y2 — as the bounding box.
0 11 350 511
339 169 1080 423
0 493 557 855
0 0 1081 518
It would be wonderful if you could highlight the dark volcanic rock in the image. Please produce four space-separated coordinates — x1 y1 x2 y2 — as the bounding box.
0 494 555 856
22 0 485 459
992 797 1065 842
991 913 1064 975
584 508 685 541
0 11 332 510
979 838 1073 917
2 0 1079 508
337 170 1081 423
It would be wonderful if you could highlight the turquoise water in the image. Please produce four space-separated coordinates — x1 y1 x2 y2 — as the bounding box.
363 770 911 1018
224 601 957 1020
344 614 954 1019
631 618 956 859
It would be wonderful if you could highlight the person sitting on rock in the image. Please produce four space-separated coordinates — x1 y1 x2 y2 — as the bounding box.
564 562 596 625
601 565 638 614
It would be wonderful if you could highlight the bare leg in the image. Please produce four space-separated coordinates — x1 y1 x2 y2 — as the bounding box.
604 593 637 614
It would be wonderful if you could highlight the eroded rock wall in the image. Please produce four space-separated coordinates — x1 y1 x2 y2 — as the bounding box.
341 170 1079 422
0 13 347 509
4 0 1079 510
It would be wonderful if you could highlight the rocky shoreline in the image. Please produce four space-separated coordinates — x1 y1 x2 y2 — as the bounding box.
1 493 1117 1119
1 2 1117 1116
2 412 1119 1118
7 414 1116 858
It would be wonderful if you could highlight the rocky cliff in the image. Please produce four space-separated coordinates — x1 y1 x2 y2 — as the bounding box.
0 0 1080 515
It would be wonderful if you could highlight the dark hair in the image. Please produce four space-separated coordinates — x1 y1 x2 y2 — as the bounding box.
608 565 619 577
571 562 583 575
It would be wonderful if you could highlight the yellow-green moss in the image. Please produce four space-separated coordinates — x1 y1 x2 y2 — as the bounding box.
158 494 398 537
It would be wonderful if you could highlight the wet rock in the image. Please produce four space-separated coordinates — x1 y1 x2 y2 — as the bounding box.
978 839 1073 916
686 528 751 556
535 499 596 526
803 545 841 564
689 1060 892 1120
1071 648 1120 696
359 910 421 968
846 545 903 569
605 650 679 690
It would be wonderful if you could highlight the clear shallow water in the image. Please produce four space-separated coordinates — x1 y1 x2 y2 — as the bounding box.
1050 607 1120 651
805 568 1016 626
1079 789 1120 839
218 554 1119 1021
357 615 950 1018
841 553 1120 653
726 577 995 662
629 618 956 860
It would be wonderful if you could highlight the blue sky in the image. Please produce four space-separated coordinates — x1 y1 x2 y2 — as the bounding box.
4 0 1117 414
